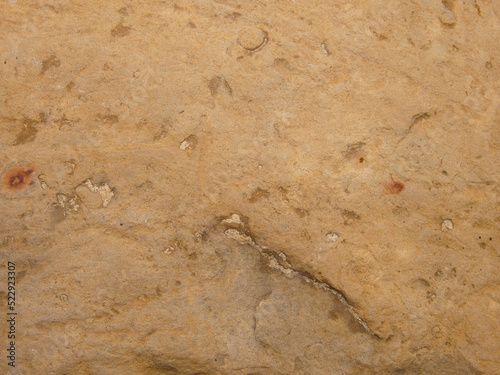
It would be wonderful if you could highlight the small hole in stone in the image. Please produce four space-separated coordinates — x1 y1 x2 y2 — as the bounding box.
359 157 364 163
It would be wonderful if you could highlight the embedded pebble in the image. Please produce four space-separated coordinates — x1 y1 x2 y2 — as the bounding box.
326 232 339 242
441 219 453 232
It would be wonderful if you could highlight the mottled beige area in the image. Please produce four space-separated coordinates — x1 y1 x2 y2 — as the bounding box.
1 0 499 374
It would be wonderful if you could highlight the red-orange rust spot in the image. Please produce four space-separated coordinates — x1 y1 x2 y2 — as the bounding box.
385 180 405 194
3 166 35 191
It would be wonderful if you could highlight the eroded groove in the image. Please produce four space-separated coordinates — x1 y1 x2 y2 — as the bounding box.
224 227 381 339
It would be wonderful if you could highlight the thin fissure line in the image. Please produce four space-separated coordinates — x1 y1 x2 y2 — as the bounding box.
224 228 381 339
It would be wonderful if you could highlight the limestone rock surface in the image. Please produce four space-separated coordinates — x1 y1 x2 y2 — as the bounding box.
1 0 499 374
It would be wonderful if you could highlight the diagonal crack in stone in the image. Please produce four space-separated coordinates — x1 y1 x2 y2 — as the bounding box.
224 228 381 339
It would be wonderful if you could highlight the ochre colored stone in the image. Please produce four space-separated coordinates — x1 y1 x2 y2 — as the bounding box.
1 1 499 374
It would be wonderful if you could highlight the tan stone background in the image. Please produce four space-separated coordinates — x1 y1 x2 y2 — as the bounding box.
0 0 499 374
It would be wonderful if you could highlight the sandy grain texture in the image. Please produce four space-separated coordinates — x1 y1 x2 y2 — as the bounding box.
0 0 499 374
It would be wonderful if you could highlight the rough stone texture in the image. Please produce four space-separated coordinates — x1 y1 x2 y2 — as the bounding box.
1 0 499 374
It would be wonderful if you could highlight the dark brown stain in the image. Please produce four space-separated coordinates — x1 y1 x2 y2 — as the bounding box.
41 55 61 74
301 229 311 240
225 12 242 20
278 186 289 202
440 19 456 28
385 180 405 194
56 114 73 130
273 57 291 70
208 76 233 97
442 0 454 10
11 113 46 145
17 270 26 281
342 142 365 159
51 204 66 223
294 207 309 218
3 166 36 191
410 112 430 125
411 278 431 288
341 209 360 224
39 112 48 124
14 121 38 145
249 187 270 203
329 310 339 320
346 311 370 334
97 114 119 124
111 23 131 37
475 2 482 16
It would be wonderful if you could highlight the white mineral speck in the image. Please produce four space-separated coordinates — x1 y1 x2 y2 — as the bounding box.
441 219 454 231
326 232 339 242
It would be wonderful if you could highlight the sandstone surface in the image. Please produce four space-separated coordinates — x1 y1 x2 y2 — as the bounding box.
1 0 499 374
